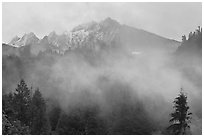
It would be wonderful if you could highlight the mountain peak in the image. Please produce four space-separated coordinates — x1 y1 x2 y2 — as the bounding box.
6 17 180 53
28 32 36 36
100 17 120 26
12 35 20 40
104 17 116 22
22 32 38 39
49 31 56 35
48 31 57 38
9 32 39 47
9 35 20 45
72 21 98 32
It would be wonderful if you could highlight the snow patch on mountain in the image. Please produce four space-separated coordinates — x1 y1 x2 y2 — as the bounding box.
9 32 39 47
7 17 180 55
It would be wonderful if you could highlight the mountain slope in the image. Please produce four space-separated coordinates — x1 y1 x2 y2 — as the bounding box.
4 17 180 56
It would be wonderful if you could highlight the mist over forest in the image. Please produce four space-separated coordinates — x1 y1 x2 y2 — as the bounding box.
2 17 202 135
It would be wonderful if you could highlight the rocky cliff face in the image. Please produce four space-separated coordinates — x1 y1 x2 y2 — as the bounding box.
4 17 180 56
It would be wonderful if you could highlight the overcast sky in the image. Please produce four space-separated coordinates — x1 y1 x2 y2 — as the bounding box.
2 2 202 43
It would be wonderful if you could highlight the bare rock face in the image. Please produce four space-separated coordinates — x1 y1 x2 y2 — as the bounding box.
9 32 39 47
5 17 180 55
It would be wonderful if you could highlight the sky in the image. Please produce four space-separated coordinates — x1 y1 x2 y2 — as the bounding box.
2 2 202 43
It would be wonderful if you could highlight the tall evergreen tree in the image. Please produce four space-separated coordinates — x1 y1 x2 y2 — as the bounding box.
30 88 50 134
2 92 15 119
12 79 32 126
2 111 30 135
167 89 192 134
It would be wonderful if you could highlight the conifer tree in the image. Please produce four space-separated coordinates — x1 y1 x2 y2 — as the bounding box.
3 111 30 135
30 88 50 134
12 79 32 126
167 89 192 134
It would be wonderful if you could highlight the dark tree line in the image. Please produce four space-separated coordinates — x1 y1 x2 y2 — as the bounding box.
182 26 202 43
2 79 156 135
2 79 49 135
2 79 192 135
178 26 202 56
2 79 110 135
